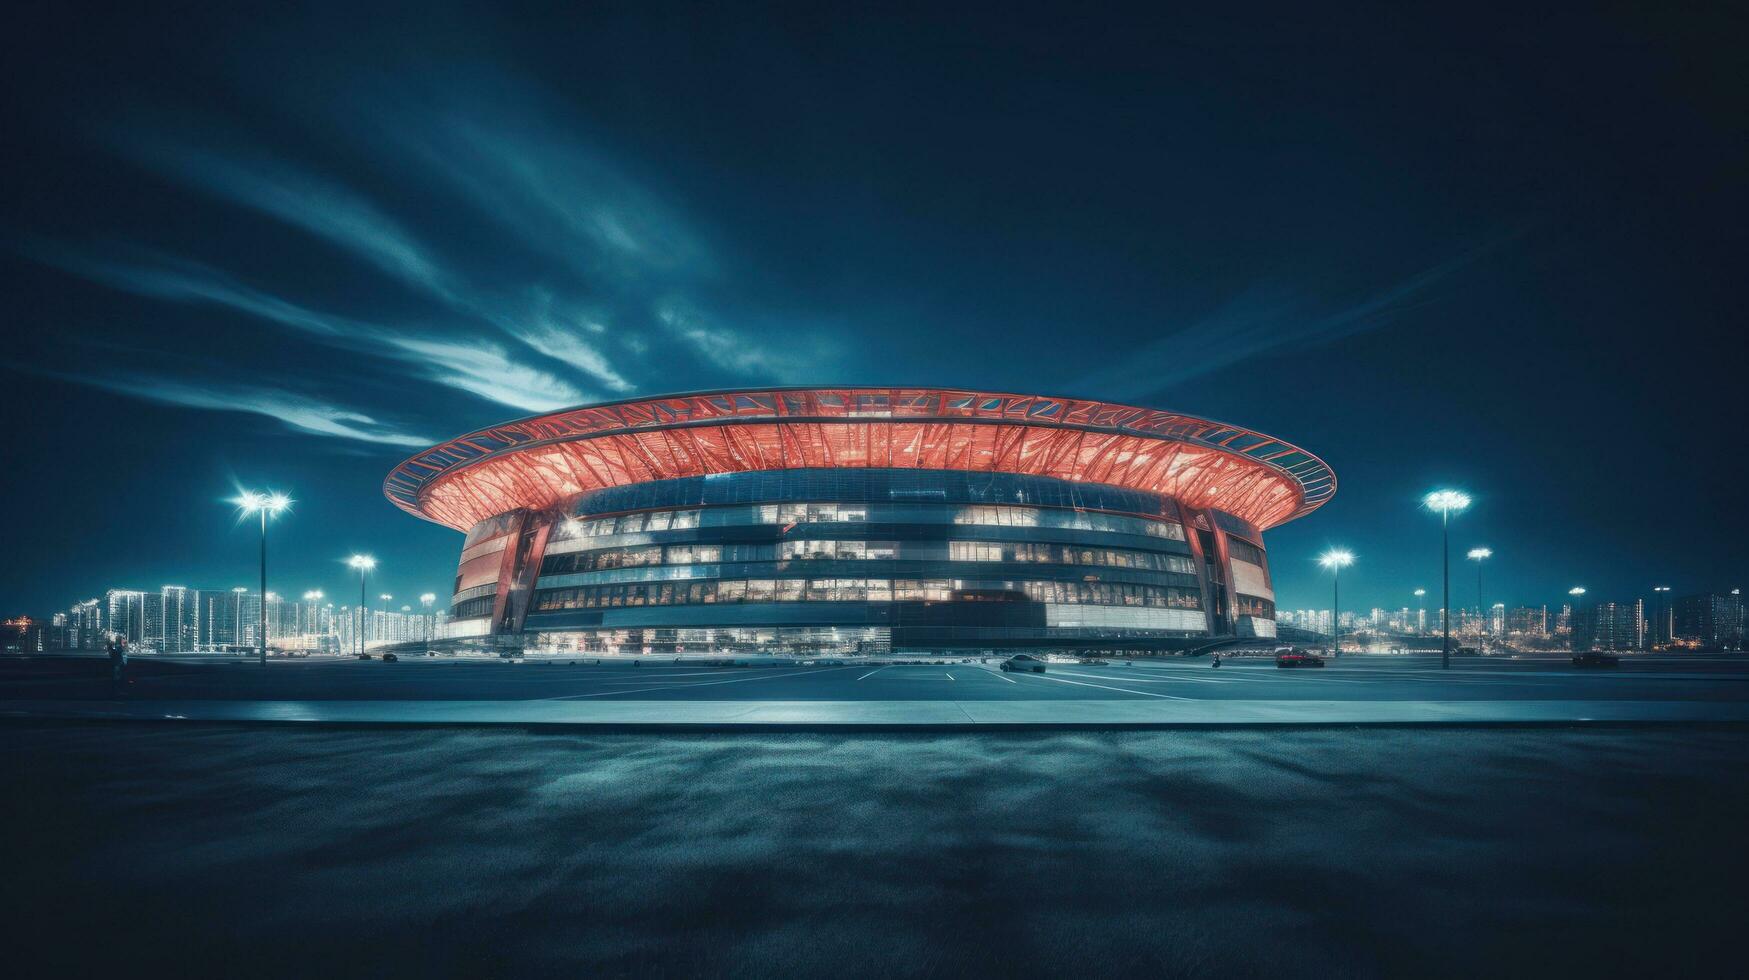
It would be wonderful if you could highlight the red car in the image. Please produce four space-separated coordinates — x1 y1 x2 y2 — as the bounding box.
1275 650 1326 668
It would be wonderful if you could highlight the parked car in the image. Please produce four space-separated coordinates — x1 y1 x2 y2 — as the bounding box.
1572 651 1620 667
1000 654 1046 673
381 652 398 663
356 653 372 660
1276 650 1326 668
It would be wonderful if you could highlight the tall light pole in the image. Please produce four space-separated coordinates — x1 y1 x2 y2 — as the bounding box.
1413 588 1427 636
348 555 376 657
233 491 291 666
1651 585 1671 649
1425 490 1472 669
1467 547 1492 647
1568 587 1586 650
420 593 437 644
1318 550 1355 657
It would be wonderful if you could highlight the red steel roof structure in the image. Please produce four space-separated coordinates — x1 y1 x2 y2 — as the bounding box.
386 388 1336 532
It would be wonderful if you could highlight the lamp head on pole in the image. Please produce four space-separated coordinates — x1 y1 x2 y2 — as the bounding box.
1569 587 1587 597
347 555 376 572
234 490 293 517
1318 549 1355 571
1467 547 1492 561
1413 588 1427 598
1423 490 1472 515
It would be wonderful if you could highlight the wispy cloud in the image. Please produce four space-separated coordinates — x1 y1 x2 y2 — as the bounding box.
122 142 452 300
62 374 433 447
655 300 834 381
384 336 589 413
24 244 587 416
1070 239 1513 400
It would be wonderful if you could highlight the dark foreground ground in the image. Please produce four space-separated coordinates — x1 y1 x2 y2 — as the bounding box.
4 724 1747 977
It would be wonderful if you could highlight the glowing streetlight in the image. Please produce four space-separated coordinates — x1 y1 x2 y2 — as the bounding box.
1319 550 1355 657
1467 547 1493 645
1424 490 1472 669
233 490 291 666
348 555 376 657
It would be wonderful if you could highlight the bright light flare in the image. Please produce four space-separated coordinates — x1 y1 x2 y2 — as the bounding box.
1569 587 1587 596
1467 547 1492 560
303 590 324 601
1424 490 1472 514
234 490 293 515
1413 588 1427 597
1318 549 1355 570
347 554 376 571
380 593 394 602
419 593 437 604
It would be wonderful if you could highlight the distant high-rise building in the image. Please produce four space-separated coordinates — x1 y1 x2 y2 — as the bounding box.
1672 592 1744 649
1489 603 1505 635
1507 606 1548 636
158 586 195 652
1572 599 1643 652
104 589 147 644
68 598 104 650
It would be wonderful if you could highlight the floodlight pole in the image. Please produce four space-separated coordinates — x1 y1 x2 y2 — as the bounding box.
258 508 268 667
1442 510 1452 670
1332 565 1342 659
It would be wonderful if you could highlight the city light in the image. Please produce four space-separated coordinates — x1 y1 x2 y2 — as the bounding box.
231 487 292 666
1319 550 1354 657
303 590 324 601
347 555 376 657
1468 548 1493 646
233 490 293 516
1569 587 1586 596
1425 489 1471 669
1423 490 1471 515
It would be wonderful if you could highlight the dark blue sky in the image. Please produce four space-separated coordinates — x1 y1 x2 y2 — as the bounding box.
2 3 1742 616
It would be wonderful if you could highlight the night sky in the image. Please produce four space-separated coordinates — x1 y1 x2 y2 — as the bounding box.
2 3 1741 617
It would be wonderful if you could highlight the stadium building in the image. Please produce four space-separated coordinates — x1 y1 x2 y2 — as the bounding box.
385 388 1334 656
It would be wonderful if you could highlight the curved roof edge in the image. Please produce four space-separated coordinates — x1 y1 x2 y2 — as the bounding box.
385 387 1336 532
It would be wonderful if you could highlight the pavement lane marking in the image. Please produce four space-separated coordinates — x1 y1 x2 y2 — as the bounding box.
1016 672 1195 700
540 664 865 700
857 666 890 681
980 667 1018 683
945 673 954 681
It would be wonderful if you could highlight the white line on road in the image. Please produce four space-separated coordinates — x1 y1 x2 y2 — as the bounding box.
982 667 1018 683
945 673 954 681
857 666 889 681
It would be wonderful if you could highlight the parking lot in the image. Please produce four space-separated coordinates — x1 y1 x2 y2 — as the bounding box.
4 652 1747 705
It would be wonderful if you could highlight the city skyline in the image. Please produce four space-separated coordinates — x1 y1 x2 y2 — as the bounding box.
3 5 1743 615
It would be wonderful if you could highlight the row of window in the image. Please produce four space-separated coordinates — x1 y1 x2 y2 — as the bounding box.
1234 594 1276 619
550 502 1188 542
531 578 1204 612
541 539 1195 576
947 541 1195 573
1225 536 1266 567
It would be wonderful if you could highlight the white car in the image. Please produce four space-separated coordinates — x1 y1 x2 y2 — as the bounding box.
1000 654 1046 673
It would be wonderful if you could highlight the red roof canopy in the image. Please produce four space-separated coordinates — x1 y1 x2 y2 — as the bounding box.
385 388 1336 532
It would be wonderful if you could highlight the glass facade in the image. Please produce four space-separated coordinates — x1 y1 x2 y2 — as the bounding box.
465 468 1277 655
